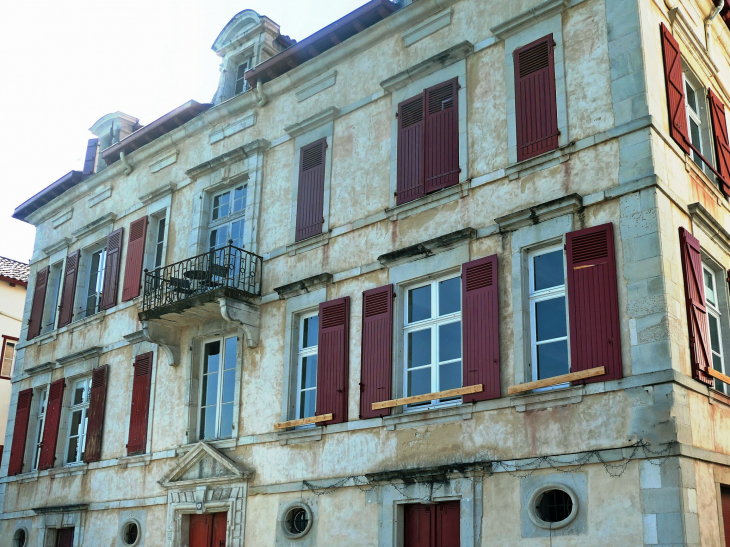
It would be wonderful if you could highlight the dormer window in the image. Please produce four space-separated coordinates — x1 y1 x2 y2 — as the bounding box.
235 61 251 95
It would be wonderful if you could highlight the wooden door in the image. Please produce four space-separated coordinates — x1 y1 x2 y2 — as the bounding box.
55 528 75 547
212 512 227 547
405 502 460 547
190 514 212 547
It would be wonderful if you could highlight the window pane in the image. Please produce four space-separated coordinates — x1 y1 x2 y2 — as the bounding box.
73 383 86 406
231 220 244 248
67 437 79 463
439 361 461 392
439 278 461 315
301 355 318 390
408 285 431 323
69 410 83 437
234 78 246 95
534 251 564 291
690 118 701 150
686 81 697 112
407 329 431 369
236 62 248 79
203 373 218 407
224 337 237 370
204 342 221 374
407 367 431 396
709 314 722 354
705 269 716 306
300 389 316 419
439 322 461 361
303 316 319 348
537 340 569 380
219 403 234 437
201 406 217 440
233 185 247 213
222 370 236 404
535 297 567 341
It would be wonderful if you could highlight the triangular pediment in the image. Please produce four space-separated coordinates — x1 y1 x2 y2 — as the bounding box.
212 10 264 53
159 442 252 488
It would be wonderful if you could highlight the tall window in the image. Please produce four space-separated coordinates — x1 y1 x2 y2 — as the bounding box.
704 265 727 394
42 262 64 333
296 313 319 420
32 387 48 471
403 276 462 407
209 185 247 251
199 337 237 440
153 217 166 270
1 337 17 379
66 377 91 464
685 76 705 169
234 60 251 95
528 247 569 383
84 247 107 317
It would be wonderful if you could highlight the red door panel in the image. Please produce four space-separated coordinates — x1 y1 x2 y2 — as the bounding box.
405 504 434 547
212 512 227 547
436 502 460 547
190 514 212 547
55 528 75 547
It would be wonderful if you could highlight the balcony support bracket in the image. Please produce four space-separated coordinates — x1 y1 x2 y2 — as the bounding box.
141 322 182 366
218 297 260 348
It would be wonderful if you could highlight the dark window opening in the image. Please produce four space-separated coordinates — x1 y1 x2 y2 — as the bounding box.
536 489 573 523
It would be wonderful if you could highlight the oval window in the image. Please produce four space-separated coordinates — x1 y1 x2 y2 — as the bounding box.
13 529 27 547
281 503 313 538
528 485 578 530
120 520 140 546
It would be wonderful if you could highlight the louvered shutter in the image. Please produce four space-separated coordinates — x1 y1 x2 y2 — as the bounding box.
100 228 123 311
404 504 434 547
295 138 327 242
709 88 730 194
316 297 350 425
27 266 50 340
679 227 713 385
721 486 730 547
462 255 500 401
436 501 461 547
83 365 108 463
190 514 213 547
57 251 80 328
122 216 148 302
565 223 623 382
360 285 393 419
127 352 153 454
424 78 459 193
514 35 559 162
38 379 64 470
7 389 33 476
661 23 690 153
397 94 425 205
82 138 99 176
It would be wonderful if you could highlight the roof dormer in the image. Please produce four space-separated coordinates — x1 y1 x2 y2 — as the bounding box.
89 112 140 171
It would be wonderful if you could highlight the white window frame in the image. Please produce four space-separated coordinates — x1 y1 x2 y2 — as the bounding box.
198 336 238 441
209 185 247 251
295 312 319 421
65 377 91 465
1 338 16 379
527 245 570 388
153 215 166 270
402 274 462 411
41 261 64 334
684 74 705 167
234 59 251 95
704 263 728 393
32 387 48 471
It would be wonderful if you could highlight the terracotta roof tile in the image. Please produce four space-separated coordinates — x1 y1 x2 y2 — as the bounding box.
0 256 30 284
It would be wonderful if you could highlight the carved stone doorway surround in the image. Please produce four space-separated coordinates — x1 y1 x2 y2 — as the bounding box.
159 442 253 547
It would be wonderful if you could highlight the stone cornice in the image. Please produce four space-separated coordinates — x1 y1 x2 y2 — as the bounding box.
377 228 475 266
274 273 333 300
490 0 568 39
186 140 269 181
70 213 117 241
670 7 720 80
689 202 730 255
56 346 102 367
495 194 582 232
284 107 340 137
139 182 177 206
380 41 473 92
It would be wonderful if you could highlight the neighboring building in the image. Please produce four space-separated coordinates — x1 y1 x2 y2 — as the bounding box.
7 0 730 545
0 258 29 467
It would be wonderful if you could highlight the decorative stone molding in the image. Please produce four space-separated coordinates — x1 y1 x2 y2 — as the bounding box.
139 183 177 206
24 361 53 376
218 297 260 348
274 273 334 300
186 139 270 181
490 0 568 40
88 187 112 208
284 107 340 138
380 41 473 93
41 237 71 257
689 202 730 255
209 111 257 144
56 346 102 367
669 6 720 79
33 504 88 547
295 70 337 102
402 8 452 47
495 194 582 232
378 228 475 266
70 212 117 241
51 209 73 229
134 324 181 366
149 150 178 173
159 442 252 489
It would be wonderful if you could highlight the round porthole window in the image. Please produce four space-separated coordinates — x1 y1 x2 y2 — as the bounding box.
119 520 141 546
13 529 27 547
528 485 578 529
281 503 313 539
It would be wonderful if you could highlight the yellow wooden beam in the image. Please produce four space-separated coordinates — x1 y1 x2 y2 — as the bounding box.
372 384 483 410
274 413 333 430
706 367 730 386
507 366 606 395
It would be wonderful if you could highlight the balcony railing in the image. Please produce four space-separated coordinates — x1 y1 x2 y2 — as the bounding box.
142 244 262 313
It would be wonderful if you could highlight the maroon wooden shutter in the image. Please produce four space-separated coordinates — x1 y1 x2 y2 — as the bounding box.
462 255 500 401
709 88 730 194
436 501 460 547
514 34 559 162
661 23 690 153
38 379 65 470
7 388 33 476
295 138 327 242
424 78 459 193
316 297 350 425
82 138 99 176
679 227 713 385
83 365 108 463
721 486 730 547
122 216 148 302
127 352 153 454
57 251 80 328
100 228 123 311
397 93 426 205
27 266 50 340
360 285 393 419
404 504 434 547
566 223 623 382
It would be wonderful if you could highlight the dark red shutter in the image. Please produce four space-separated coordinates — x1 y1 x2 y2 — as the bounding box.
100 228 123 311
38 379 65 470
295 138 327 242
7 388 33 476
190 514 212 547
82 138 99 176
122 216 148 302
721 486 730 547
57 251 80 328
661 23 690 154
679 227 713 385
514 34 559 162
436 502 460 547
316 297 350 425
83 365 108 463
212 512 227 547
397 93 425 205
360 285 393 419
404 504 434 547
56 529 75 547
462 255 500 401
424 78 459 193
127 352 153 454
566 223 623 382
27 266 50 340
709 88 730 194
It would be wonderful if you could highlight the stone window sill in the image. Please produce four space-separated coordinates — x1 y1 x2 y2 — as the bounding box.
177 437 237 455
286 232 331 257
383 403 473 430
505 144 572 181
49 464 88 478
509 385 584 412
385 181 468 222
276 426 323 445
119 453 153 469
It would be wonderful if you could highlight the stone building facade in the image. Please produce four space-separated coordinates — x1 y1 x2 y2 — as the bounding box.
4 0 730 545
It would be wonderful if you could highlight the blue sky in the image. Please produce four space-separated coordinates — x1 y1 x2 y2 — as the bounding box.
0 0 367 263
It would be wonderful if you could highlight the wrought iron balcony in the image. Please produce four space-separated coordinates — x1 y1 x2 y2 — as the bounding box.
141 244 262 316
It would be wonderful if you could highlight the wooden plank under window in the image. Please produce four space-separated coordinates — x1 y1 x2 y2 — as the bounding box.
507 366 605 395
372 384 483 411
274 413 333 430
707 367 730 386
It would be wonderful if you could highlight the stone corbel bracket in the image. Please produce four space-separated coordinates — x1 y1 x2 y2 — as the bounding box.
218 297 260 348
138 322 182 366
